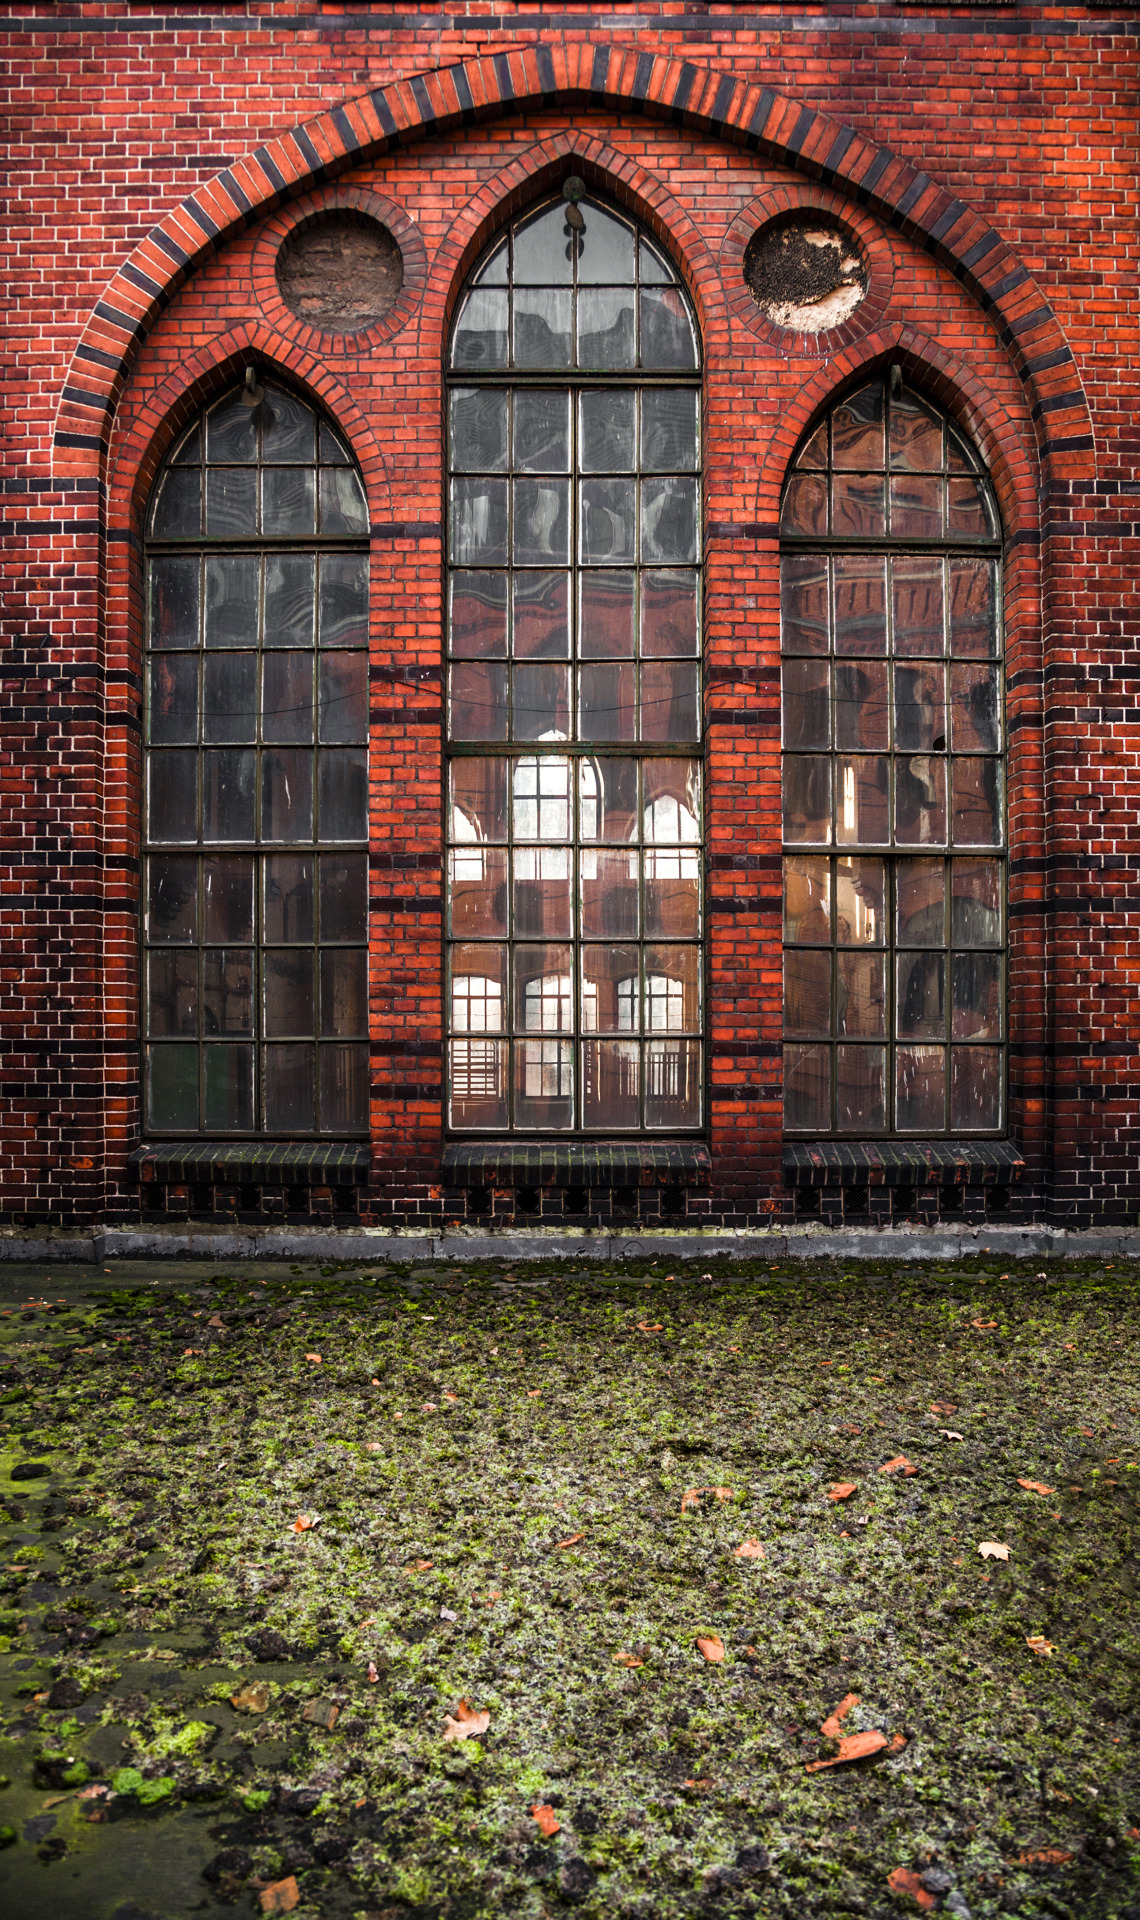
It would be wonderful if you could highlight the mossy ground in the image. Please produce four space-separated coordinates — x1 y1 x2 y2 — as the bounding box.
0 1254 1137 1920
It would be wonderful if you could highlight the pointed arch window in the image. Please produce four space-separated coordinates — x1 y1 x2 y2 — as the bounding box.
445 192 704 1132
780 375 1005 1136
142 380 370 1135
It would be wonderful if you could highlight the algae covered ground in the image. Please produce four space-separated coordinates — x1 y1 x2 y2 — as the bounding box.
0 1254 1137 1920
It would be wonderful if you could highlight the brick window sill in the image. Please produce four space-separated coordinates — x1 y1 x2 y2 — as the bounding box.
129 1143 370 1187
442 1141 712 1190
783 1140 1025 1188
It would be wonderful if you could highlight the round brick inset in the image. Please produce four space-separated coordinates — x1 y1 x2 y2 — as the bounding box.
722 187 893 358
276 213 404 334
743 216 866 333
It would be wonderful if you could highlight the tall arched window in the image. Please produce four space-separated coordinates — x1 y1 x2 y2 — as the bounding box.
143 379 370 1135
445 191 703 1133
780 375 1004 1136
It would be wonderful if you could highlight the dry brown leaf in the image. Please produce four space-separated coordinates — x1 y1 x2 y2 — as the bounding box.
886 1866 936 1910
681 1485 734 1512
612 1652 643 1668
554 1532 585 1549
258 1877 300 1915
930 1401 958 1415
526 1389 541 1398
291 1514 314 1533
971 1319 998 1331
305 1352 322 1364
940 1429 964 1441
827 1482 858 1502
1018 1848 1074 1866
1026 1634 1055 1657
978 1541 1010 1561
805 1729 888 1773
734 1538 765 1560
366 1662 379 1683
637 1321 664 1333
413 1558 434 1572
231 1682 270 1714
879 1455 918 1476
888 1733 908 1754
531 1802 561 1837
820 1692 859 1739
443 1698 490 1742
696 1634 725 1663
682 1777 713 1790
1017 1477 1055 1496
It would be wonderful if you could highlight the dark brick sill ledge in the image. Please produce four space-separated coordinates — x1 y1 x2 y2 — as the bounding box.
784 1140 1025 1188
442 1140 712 1189
129 1142 370 1186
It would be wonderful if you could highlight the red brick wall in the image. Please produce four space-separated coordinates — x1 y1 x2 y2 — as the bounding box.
2 4 1136 1228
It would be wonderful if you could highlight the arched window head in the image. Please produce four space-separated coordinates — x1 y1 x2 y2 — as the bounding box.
143 379 370 1138
780 373 1005 1138
445 191 703 1135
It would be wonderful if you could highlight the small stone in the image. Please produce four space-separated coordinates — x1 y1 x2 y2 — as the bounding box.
559 1856 596 1901
203 1847 252 1884
247 1628 290 1663
46 1676 83 1709
944 1897 972 1920
11 1461 50 1481
301 1698 339 1730
921 1867 955 1894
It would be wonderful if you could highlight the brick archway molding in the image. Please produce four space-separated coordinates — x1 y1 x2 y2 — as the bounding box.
56 45 1092 486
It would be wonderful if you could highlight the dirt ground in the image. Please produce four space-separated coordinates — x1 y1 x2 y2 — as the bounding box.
0 1253 1136 1920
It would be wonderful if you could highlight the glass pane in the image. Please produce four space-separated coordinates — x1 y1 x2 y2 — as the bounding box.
203 1044 254 1130
642 477 698 564
514 477 570 565
643 760 700 842
795 422 827 470
836 856 885 945
513 755 570 840
205 555 259 647
952 951 1002 1040
265 554 316 649
889 390 943 471
578 289 636 369
640 661 699 742
581 1039 639 1129
836 756 889 846
147 1044 198 1129
151 467 201 538
580 755 637 843
511 572 569 659
644 945 700 1031
783 854 831 943
952 758 1002 847
835 660 889 751
577 204 636 282
579 662 636 742
264 1043 314 1131
149 654 199 744
641 389 698 472
203 652 257 744
644 1038 700 1128
832 473 886 538
514 390 570 473
837 952 886 1036
832 381 884 469
149 750 197 842
318 749 368 841
948 558 996 658
265 950 315 1036
950 665 1000 752
449 1037 508 1129
890 473 943 538
580 571 635 658
319 467 369 535
262 466 316 537
834 555 887 657
451 288 509 370
581 478 636 564
951 858 1001 946
450 661 509 741
644 846 699 938
950 1047 1002 1130
580 391 635 473
206 467 257 537
513 203 574 283
150 556 200 647
451 757 508 844
148 948 198 1036
513 663 570 741
514 1037 574 1128
262 652 314 744
449 845 508 938
892 556 945 658
514 289 572 369
897 951 946 1039
202 948 253 1035
320 852 368 942
581 847 639 938
781 555 829 654
513 945 573 1032
261 748 313 842
450 478 508 565
896 1044 945 1131
452 572 508 659
639 235 673 286
261 385 315 462
896 859 945 946
206 394 257 462
148 854 197 942
452 944 507 1032
512 845 572 939
836 1045 886 1130
319 652 368 744
639 287 697 370
641 570 697 657
894 755 946 846
173 423 201 463
780 472 827 537
320 1042 369 1130
947 425 978 475
264 855 314 944
894 663 947 752
320 420 352 463
784 949 830 1036
582 944 640 1033
783 1042 829 1130
204 856 254 942
947 476 995 538
450 387 509 472
318 554 367 647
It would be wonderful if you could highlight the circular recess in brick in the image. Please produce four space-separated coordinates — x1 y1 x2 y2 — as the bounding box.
275 213 404 333
743 216 866 333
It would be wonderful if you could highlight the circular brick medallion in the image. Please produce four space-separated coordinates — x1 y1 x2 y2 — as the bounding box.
721 188 893 356
275 212 404 333
743 216 866 333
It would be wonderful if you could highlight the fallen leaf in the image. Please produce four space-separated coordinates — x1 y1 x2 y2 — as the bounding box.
444 1392 458 1402
940 1429 964 1441
638 1321 664 1332
806 1729 888 1773
971 1319 998 1331
554 1532 585 1549
301 1699 338 1730
231 1682 270 1714
612 1652 643 1668
978 1541 1010 1561
291 1514 315 1533
182 1348 204 1357
886 1866 936 1909
1017 1478 1055 1496
827 1482 858 1502
696 1634 725 1663
930 1401 958 1415
837 1422 861 1435
1018 1847 1074 1866
532 1802 561 1837
259 1879 300 1916
820 1692 859 1739
77 1784 110 1800
888 1733 908 1754
734 1538 765 1559
681 1486 734 1511
305 1352 322 1364
879 1455 918 1476
440 1606 458 1622
207 1313 225 1328
526 1389 541 1398
682 1777 713 1789
422 1402 438 1412
365 1442 382 1452
414 1559 434 1572
1026 1634 1055 1657
366 1662 379 1683
443 1698 490 1742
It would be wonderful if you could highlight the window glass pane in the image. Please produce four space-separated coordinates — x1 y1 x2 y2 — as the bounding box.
952 951 1002 1040
449 1038 508 1128
581 847 639 938
581 478 636 564
148 654 199 744
835 660 889 751
892 556 945 657
319 467 368 535
582 944 640 1032
320 853 368 942
318 555 367 647
318 749 368 841
781 555 829 653
784 949 831 1036
205 555 259 647
580 755 637 843
783 856 831 943
513 755 570 840
951 758 1002 846
513 945 573 1031
837 952 886 1037
513 203 574 284
897 859 945 945
833 472 886 538
451 478 508 564
150 556 200 647
452 945 507 1031
890 472 943 538
262 652 314 744
783 1042 829 1130
894 663 947 752
950 665 1001 752
643 760 700 842
450 845 509 938
513 663 570 741
265 951 315 1037
207 394 258 463
202 949 253 1036
951 859 1001 946
262 385 316 462
513 572 569 659
151 467 201 538
512 846 572 939
203 653 257 744
147 1044 198 1130
514 289 572 368
149 751 198 842
640 661 699 742
451 757 508 843
450 388 509 472
265 554 316 648
264 855 313 943
319 652 368 744
263 466 316 537
889 389 943 471
644 1038 700 1128
513 477 570 565
320 420 352 463
581 1039 638 1129
947 476 995 538
639 287 697 369
832 381 884 469
641 389 698 472
578 288 636 369
644 846 699 938
452 572 508 658
514 1037 574 1128
148 855 197 942
644 945 700 1031
837 756 890 846
261 748 313 842
897 951 946 1039
896 1044 945 1131
320 1043 369 1130
206 467 258 537
264 1043 314 1130
452 288 509 370
641 570 698 657
513 390 570 472
950 1046 1002 1130
580 391 635 472
641 477 698 563
948 558 996 657
148 949 198 1036
893 755 945 846
580 571 635 658
780 472 828 537
202 857 254 943
834 555 886 656
836 857 885 945
579 662 636 742
836 1045 886 1130
576 204 636 282
450 662 509 741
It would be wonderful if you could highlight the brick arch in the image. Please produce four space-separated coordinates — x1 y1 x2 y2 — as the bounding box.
55 45 1092 486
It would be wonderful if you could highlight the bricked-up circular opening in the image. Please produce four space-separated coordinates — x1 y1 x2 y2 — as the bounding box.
743 217 867 333
275 213 404 333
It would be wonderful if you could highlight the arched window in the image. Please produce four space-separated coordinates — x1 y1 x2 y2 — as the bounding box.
780 374 1004 1136
445 191 703 1133
143 379 370 1135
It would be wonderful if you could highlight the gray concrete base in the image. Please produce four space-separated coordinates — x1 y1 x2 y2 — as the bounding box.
0 1221 1137 1262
